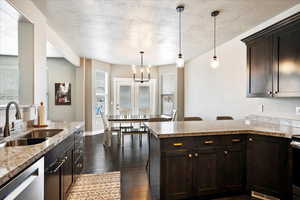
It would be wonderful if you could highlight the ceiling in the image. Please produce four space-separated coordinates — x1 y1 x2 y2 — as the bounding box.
32 0 300 66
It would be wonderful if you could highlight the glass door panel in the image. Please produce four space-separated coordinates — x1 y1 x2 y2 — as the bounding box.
94 70 107 131
114 78 156 115
119 85 132 115
138 86 150 115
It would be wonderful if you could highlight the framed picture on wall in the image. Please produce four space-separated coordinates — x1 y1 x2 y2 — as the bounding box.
55 82 71 105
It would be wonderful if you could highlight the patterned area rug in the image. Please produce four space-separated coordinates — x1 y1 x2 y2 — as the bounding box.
67 172 121 200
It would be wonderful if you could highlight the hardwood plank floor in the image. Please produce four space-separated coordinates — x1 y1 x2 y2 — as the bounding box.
82 133 251 200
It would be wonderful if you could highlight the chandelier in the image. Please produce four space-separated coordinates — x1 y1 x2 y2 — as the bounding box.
132 51 151 83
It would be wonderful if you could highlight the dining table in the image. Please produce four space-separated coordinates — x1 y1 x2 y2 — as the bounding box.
105 114 172 147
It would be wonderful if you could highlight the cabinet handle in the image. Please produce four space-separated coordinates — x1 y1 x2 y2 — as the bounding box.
49 160 65 174
204 140 214 144
249 138 253 142
188 154 193 158
173 143 183 147
274 91 278 94
194 153 198 157
232 138 241 143
224 151 228 155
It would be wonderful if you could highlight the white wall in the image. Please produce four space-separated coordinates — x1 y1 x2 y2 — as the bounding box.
47 58 76 121
47 27 79 66
185 4 300 120
7 0 79 113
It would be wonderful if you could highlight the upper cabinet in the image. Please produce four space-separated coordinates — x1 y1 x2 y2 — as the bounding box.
242 13 300 98
246 36 273 97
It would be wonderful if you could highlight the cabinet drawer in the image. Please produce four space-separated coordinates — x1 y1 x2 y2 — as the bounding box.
194 136 220 148
161 137 193 151
222 135 245 146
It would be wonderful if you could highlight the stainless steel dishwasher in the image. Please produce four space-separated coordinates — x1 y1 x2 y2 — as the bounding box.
0 157 44 200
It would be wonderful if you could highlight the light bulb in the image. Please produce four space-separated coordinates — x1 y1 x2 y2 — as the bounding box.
210 56 219 69
132 65 136 74
176 57 184 68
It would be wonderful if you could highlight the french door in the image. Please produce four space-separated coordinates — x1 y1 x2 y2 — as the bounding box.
113 78 156 115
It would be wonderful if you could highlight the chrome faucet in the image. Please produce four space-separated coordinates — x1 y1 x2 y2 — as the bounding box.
4 101 21 137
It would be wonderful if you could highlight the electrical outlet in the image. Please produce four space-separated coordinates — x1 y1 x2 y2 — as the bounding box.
296 107 300 115
259 104 264 113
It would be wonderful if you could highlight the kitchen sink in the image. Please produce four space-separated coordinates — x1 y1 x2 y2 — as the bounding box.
0 138 47 147
23 129 63 139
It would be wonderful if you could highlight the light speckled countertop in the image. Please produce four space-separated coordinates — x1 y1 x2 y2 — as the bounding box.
0 121 84 187
146 120 300 139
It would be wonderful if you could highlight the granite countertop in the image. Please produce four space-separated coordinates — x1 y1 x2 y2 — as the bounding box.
146 119 300 139
0 121 84 187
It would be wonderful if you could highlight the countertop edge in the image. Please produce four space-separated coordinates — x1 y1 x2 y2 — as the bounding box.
0 121 85 188
148 128 293 139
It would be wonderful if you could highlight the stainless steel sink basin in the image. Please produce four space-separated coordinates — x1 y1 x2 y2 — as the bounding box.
0 138 47 147
23 129 63 139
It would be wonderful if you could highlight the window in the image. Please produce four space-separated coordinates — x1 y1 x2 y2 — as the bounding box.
161 74 176 115
95 70 107 115
94 70 108 131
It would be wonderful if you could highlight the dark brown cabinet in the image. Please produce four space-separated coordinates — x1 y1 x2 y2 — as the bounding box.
246 36 273 97
152 135 246 200
149 134 292 200
222 146 245 193
242 13 300 97
45 128 84 200
272 21 300 97
161 150 192 199
61 148 73 200
246 135 291 199
193 148 219 196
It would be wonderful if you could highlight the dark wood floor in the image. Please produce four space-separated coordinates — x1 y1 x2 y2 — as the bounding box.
83 133 251 200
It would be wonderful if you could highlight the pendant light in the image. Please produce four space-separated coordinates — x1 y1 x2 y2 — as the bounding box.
211 10 220 69
132 51 151 83
176 5 184 68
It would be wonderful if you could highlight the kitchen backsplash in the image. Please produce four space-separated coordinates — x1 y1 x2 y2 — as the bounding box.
247 114 300 128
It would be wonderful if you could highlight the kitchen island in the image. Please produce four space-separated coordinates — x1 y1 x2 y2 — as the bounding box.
147 119 297 200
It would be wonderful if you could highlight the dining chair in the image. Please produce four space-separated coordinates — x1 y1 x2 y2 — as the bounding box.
121 125 148 148
216 116 234 120
100 112 120 146
119 109 134 130
184 117 203 121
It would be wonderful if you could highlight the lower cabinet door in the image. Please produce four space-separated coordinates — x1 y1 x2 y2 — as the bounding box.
223 147 245 193
193 148 219 196
61 148 74 200
45 166 61 200
74 156 84 182
161 150 193 200
246 135 290 198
